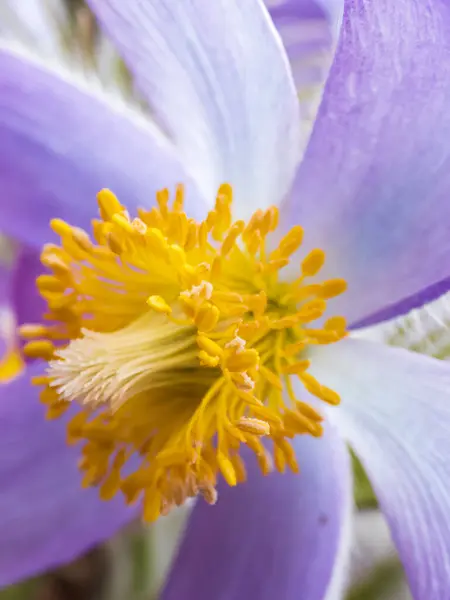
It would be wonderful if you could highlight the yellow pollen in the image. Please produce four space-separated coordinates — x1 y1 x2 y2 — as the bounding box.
22 184 347 522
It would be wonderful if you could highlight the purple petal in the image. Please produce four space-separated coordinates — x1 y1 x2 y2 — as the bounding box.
280 0 450 327
267 0 344 152
309 338 450 600
0 260 13 360
0 45 204 248
267 0 343 69
12 246 45 329
87 0 301 214
0 361 137 586
267 0 338 19
0 259 11 310
10 246 45 359
162 426 352 600
349 276 450 330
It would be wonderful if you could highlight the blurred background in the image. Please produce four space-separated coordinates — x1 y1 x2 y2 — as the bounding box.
0 0 437 598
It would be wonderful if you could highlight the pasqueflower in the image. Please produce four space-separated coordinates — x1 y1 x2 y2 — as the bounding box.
1 1 450 599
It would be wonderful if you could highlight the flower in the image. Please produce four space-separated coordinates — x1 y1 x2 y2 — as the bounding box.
1 1 450 599
24 183 349 511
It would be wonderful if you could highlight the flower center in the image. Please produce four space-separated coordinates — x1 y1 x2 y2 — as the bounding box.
21 184 347 521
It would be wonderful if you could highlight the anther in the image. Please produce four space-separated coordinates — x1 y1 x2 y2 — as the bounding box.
301 248 326 276
319 279 348 299
217 452 237 486
282 360 311 375
147 295 172 314
97 189 124 221
236 417 270 436
23 340 55 360
272 225 304 259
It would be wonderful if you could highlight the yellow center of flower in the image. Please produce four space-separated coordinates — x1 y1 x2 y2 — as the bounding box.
21 184 347 521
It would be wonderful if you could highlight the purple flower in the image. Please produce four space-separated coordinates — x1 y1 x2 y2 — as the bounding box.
1 1 450 599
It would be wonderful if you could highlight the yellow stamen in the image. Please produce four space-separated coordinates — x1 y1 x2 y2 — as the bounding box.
146 295 172 314
236 417 270 436
23 340 55 360
319 279 348 299
301 248 326 276
0 347 24 382
22 184 347 522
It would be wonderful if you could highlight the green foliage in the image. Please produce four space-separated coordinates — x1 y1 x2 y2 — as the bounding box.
346 558 405 600
0 580 37 600
351 449 378 510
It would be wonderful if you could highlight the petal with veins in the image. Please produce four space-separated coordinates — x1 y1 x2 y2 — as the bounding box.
162 426 352 600
267 0 344 152
309 337 450 600
0 361 137 586
0 45 204 247
280 0 450 327
87 0 302 214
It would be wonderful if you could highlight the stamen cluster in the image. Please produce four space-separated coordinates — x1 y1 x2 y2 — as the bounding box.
21 184 347 521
